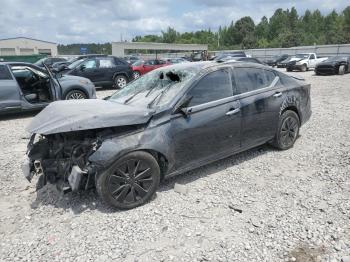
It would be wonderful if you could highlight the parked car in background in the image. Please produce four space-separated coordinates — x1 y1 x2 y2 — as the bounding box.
218 56 265 64
286 53 328 72
277 56 294 68
265 54 289 67
131 59 168 79
315 56 350 75
124 55 141 64
52 54 106 71
163 57 189 64
24 61 311 209
58 56 133 88
34 57 67 68
0 62 96 114
212 51 247 61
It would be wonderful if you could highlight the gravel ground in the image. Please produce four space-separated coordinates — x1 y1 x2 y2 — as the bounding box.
0 71 349 262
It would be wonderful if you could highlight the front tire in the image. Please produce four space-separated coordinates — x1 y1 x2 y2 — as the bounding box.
114 75 128 89
65 90 87 100
272 110 300 150
301 64 307 72
96 151 160 209
338 65 345 75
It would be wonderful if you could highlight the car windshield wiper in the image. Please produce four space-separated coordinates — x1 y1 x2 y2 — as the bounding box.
147 83 174 108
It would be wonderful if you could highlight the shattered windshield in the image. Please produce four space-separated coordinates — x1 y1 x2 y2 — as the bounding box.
109 67 198 108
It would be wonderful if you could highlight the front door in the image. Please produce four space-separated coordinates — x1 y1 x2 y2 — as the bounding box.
74 58 102 84
170 68 241 172
0 65 21 111
233 67 284 148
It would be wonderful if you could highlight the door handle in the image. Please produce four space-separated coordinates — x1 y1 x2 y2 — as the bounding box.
226 108 240 116
273 92 282 98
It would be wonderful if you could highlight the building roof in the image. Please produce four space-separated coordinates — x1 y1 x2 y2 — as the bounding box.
0 37 57 45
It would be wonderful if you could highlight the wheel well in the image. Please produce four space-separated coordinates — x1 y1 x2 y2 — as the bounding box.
282 106 300 123
143 149 169 180
64 87 88 99
113 72 128 81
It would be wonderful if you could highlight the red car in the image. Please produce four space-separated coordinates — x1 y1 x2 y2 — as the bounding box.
132 59 168 79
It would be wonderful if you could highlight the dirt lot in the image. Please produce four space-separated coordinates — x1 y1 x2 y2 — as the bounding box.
0 70 349 261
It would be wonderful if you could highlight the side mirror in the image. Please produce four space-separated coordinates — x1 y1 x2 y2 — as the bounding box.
173 96 193 117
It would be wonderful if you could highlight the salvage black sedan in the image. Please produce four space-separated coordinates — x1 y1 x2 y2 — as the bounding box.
24 61 312 209
315 56 350 75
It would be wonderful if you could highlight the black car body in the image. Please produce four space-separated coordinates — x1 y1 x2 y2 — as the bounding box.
34 57 67 68
59 56 134 88
315 56 350 75
0 62 96 114
277 56 294 68
24 61 311 209
266 54 289 67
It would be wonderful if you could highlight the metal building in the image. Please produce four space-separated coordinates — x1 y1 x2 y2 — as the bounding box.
0 37 58 56
112 42 208 57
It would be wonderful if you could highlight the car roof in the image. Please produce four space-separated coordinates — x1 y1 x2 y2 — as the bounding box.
154 61 270 72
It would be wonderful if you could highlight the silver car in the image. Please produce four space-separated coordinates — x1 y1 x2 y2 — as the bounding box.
0 62 96 114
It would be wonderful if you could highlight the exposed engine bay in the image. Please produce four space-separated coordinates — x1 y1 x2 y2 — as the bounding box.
24 126 141 193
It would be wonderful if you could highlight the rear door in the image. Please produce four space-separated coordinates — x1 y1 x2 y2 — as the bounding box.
97 57 118 85
170 68 241 171
0 65 21 111
233 67 283 148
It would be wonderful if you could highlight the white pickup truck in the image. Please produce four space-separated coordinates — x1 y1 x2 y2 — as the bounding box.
286 53 328 72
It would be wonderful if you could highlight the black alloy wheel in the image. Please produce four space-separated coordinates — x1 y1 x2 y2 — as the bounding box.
96 151 160 209
272 110 300 150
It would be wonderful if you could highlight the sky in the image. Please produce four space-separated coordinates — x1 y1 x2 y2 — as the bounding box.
0 0 348 44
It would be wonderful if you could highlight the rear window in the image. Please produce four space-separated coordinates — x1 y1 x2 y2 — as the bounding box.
0 65 12 80
235 68 276 94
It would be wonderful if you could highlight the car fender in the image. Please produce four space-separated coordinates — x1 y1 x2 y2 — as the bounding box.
112 71 130 81
88 123 174 172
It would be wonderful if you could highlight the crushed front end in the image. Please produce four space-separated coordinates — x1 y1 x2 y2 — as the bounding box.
24 131 101 193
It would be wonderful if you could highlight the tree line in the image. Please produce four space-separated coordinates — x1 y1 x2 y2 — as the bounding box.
58 6 350 55
133 6 350 50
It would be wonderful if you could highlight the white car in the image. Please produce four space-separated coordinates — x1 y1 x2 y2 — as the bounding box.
286 53 328 72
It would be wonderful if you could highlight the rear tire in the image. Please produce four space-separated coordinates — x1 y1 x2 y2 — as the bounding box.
96 151 160 209
338 65 345 75
65 90 87 100
272 110 300 150
114 75 128 89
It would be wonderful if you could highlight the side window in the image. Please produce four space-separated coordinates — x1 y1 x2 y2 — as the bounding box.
187 69 232 107
0 65 12 80
235 68 274 94
310 54 315 59
98 57 115 68
82 59 97 69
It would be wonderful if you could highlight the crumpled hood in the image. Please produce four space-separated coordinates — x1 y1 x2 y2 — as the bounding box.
27 99 154 135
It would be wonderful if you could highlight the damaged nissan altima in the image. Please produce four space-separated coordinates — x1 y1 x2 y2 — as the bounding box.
23 61 311 209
